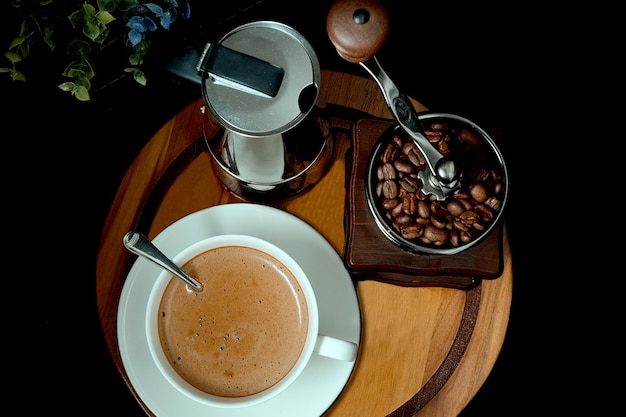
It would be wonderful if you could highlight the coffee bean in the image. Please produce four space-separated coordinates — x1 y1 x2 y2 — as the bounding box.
460 230 473 243
474 204 494 222
382 198 400 210
417 200 430 219
402 193 418 215
381 179 398 199
393 158 414 174
469 182 489 202
430 201 448 217
460 210 480 225
431 215 447 229
423 225 449 246
391 200 404 216
459 128 482 146
450 230 460 247
453 220 471 232
379 163 396 180
424 129 443 143
400 223 423 239
381 143 398 163
399 176 419 193
447 199 465 216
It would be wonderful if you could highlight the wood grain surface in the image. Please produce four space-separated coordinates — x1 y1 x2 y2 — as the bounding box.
96 70 512 417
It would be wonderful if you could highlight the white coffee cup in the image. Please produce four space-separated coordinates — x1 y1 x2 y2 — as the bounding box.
145 234 358 408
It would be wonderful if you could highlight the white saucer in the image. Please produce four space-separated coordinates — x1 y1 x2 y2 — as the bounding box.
117 203 362 417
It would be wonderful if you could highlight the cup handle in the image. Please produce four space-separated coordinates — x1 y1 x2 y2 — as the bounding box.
314 335 358 362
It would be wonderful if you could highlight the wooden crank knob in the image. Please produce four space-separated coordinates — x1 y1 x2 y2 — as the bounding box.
326 0 390 63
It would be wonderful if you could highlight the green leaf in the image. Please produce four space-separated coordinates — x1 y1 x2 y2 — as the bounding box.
98 0 118 12
42 24 56 50
5 51 23 63
9 36 25 49
12 71 26 82
82 61 95 79
83 3 98 18
66 67 87 78
58 81 76 92
73 85 90 101
16 43 30 58
0 68 25 81
128 52 142 66
68 10 86 29
96 11 115 25
133 39 150 54
58 82 91 101
74 76 92 89
67 39 92 56
93 25 110 44
133 70 147 86
63 55 95 80
18 19 29 38
83 21 101 40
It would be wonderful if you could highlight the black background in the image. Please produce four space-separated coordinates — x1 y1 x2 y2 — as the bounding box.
3 0 561 415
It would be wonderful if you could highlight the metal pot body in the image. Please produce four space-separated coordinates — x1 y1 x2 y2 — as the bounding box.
200 21 332 201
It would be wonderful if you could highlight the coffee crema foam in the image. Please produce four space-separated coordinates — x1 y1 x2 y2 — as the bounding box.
158 246 308 397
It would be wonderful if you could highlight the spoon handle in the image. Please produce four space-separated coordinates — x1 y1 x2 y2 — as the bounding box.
123 231 203 290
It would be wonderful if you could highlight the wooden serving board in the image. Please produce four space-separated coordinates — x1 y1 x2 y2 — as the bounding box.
96 70 512 417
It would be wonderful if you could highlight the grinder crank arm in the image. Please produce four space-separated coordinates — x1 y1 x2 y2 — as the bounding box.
326 0 460 200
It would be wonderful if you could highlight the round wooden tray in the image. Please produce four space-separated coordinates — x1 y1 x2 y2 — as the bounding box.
96 70 512 416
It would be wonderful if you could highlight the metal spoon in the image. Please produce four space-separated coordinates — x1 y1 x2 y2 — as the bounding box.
326 0 461 200
123 231 203 291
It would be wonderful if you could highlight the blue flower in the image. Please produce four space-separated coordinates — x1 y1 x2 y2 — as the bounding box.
145 3 164 18
145 2 178 30
126 15 158 46
125 1 191 46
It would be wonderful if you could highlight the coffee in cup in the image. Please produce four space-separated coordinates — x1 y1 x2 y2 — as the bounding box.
146 234 358 408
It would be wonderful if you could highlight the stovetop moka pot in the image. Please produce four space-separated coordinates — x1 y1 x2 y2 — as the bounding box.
197 21 332 202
